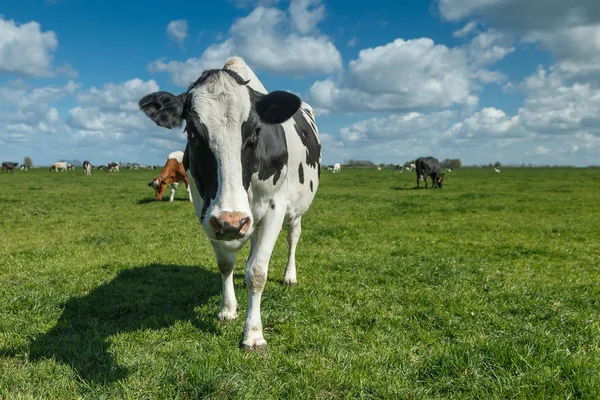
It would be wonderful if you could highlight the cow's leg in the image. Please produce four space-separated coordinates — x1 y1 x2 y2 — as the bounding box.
242 208 286 352
425 176 429 189
184 180 193 203
169 183 177 202
214 247 238 321
283 217 301 285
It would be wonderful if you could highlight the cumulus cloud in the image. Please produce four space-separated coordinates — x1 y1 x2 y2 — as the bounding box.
439 0 600 78
167 20 188 44
149 0 342 86
0 16 58 77
288 0 325 34
75 78 160 111
309 38 473 113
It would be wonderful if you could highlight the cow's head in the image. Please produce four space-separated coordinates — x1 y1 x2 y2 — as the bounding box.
139 65 301 250
436 173 445 188
148 176 167 201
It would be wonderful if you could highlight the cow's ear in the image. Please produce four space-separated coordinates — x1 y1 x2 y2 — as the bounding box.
255 91 301 124
139 91 186 129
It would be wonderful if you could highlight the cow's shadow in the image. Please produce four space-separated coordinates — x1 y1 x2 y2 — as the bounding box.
391 186 420 191
11 264 220 383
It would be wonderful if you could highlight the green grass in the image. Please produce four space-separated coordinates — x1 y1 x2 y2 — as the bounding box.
1 167 599 399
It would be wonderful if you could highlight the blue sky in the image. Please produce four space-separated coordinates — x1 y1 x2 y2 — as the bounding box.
1 0 599 166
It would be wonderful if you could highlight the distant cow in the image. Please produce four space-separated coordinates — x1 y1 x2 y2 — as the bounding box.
446 168 453 172
333 163 341 173
2 162 18 172
393 165 404 173
416 157 444 189
408 163 416 172
83 160 92 175
104 162 120 172
20 164 28 171
494 167 500 173
50 162 68 172
148 151 193 202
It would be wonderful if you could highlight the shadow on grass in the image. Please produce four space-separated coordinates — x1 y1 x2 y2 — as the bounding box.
391 186 420 191
10 264 220 384
136 197 191 204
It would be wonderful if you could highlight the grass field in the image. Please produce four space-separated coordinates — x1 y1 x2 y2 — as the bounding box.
1 166 599 399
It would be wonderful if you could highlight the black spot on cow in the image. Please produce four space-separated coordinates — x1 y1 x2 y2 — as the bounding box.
270 202 275 210
184 121 218 221
292 113 320 169
298 163 304 184
310 180 313 193
240 108 289 191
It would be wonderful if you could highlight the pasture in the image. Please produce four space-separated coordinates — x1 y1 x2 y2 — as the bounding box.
1 167 599 399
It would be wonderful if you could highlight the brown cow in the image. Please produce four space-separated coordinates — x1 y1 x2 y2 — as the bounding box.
148 151 193 202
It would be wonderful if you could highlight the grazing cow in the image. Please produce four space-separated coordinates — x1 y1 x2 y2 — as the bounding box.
408 163 416 172
394 165 404 173
104 162 120 172
148 151 193 202
416 157 444 189
446 168 453 172
83 160 92 175
333 163 341 173
20 164 28 171
2 162 18 172
67 164 75 170
138 56 321 351
494 167 501 173
49 162 68 172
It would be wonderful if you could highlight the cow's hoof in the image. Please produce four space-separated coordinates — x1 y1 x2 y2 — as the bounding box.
217 310 238 322
283 278 297 286
241 338 267 353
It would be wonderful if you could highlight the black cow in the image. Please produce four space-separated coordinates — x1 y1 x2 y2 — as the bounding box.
416 157 444 189
2 162 19 173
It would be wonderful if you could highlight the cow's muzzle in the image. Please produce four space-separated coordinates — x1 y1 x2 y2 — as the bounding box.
209 212 251 240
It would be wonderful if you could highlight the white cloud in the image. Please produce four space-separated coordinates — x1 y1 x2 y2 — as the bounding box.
0 16 58 77
439 0 600 78
75 78 160 111
149 1 342 85
453 21 479 38
167 20 188 44
288 0 326 34
309 38 472 113
535 146 550 155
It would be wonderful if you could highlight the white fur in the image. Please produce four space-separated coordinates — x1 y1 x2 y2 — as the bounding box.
333 163 341 173
168 151 184 163
50 162 68 172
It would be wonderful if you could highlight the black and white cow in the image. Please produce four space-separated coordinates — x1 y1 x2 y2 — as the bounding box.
83 160 92 175
2 162 18 172
416 157 444 189
138 57 321 351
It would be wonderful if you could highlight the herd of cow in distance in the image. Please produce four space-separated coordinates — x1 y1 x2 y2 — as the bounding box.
0 57 501 352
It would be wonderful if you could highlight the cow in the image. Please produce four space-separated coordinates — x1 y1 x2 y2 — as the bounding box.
49 162 68 172
408 163 416 172
138 56 321 351
416 157 444 189
333 163 341 173
20 164 28 171
148 151 193 202
83 160 92 175
494 167 500 173
393 165 404 173
2 162 18 172
67 164 75 170
446 167 453 172
104 162 120 172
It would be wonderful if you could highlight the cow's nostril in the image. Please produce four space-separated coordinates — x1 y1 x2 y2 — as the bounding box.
209 216 223 232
